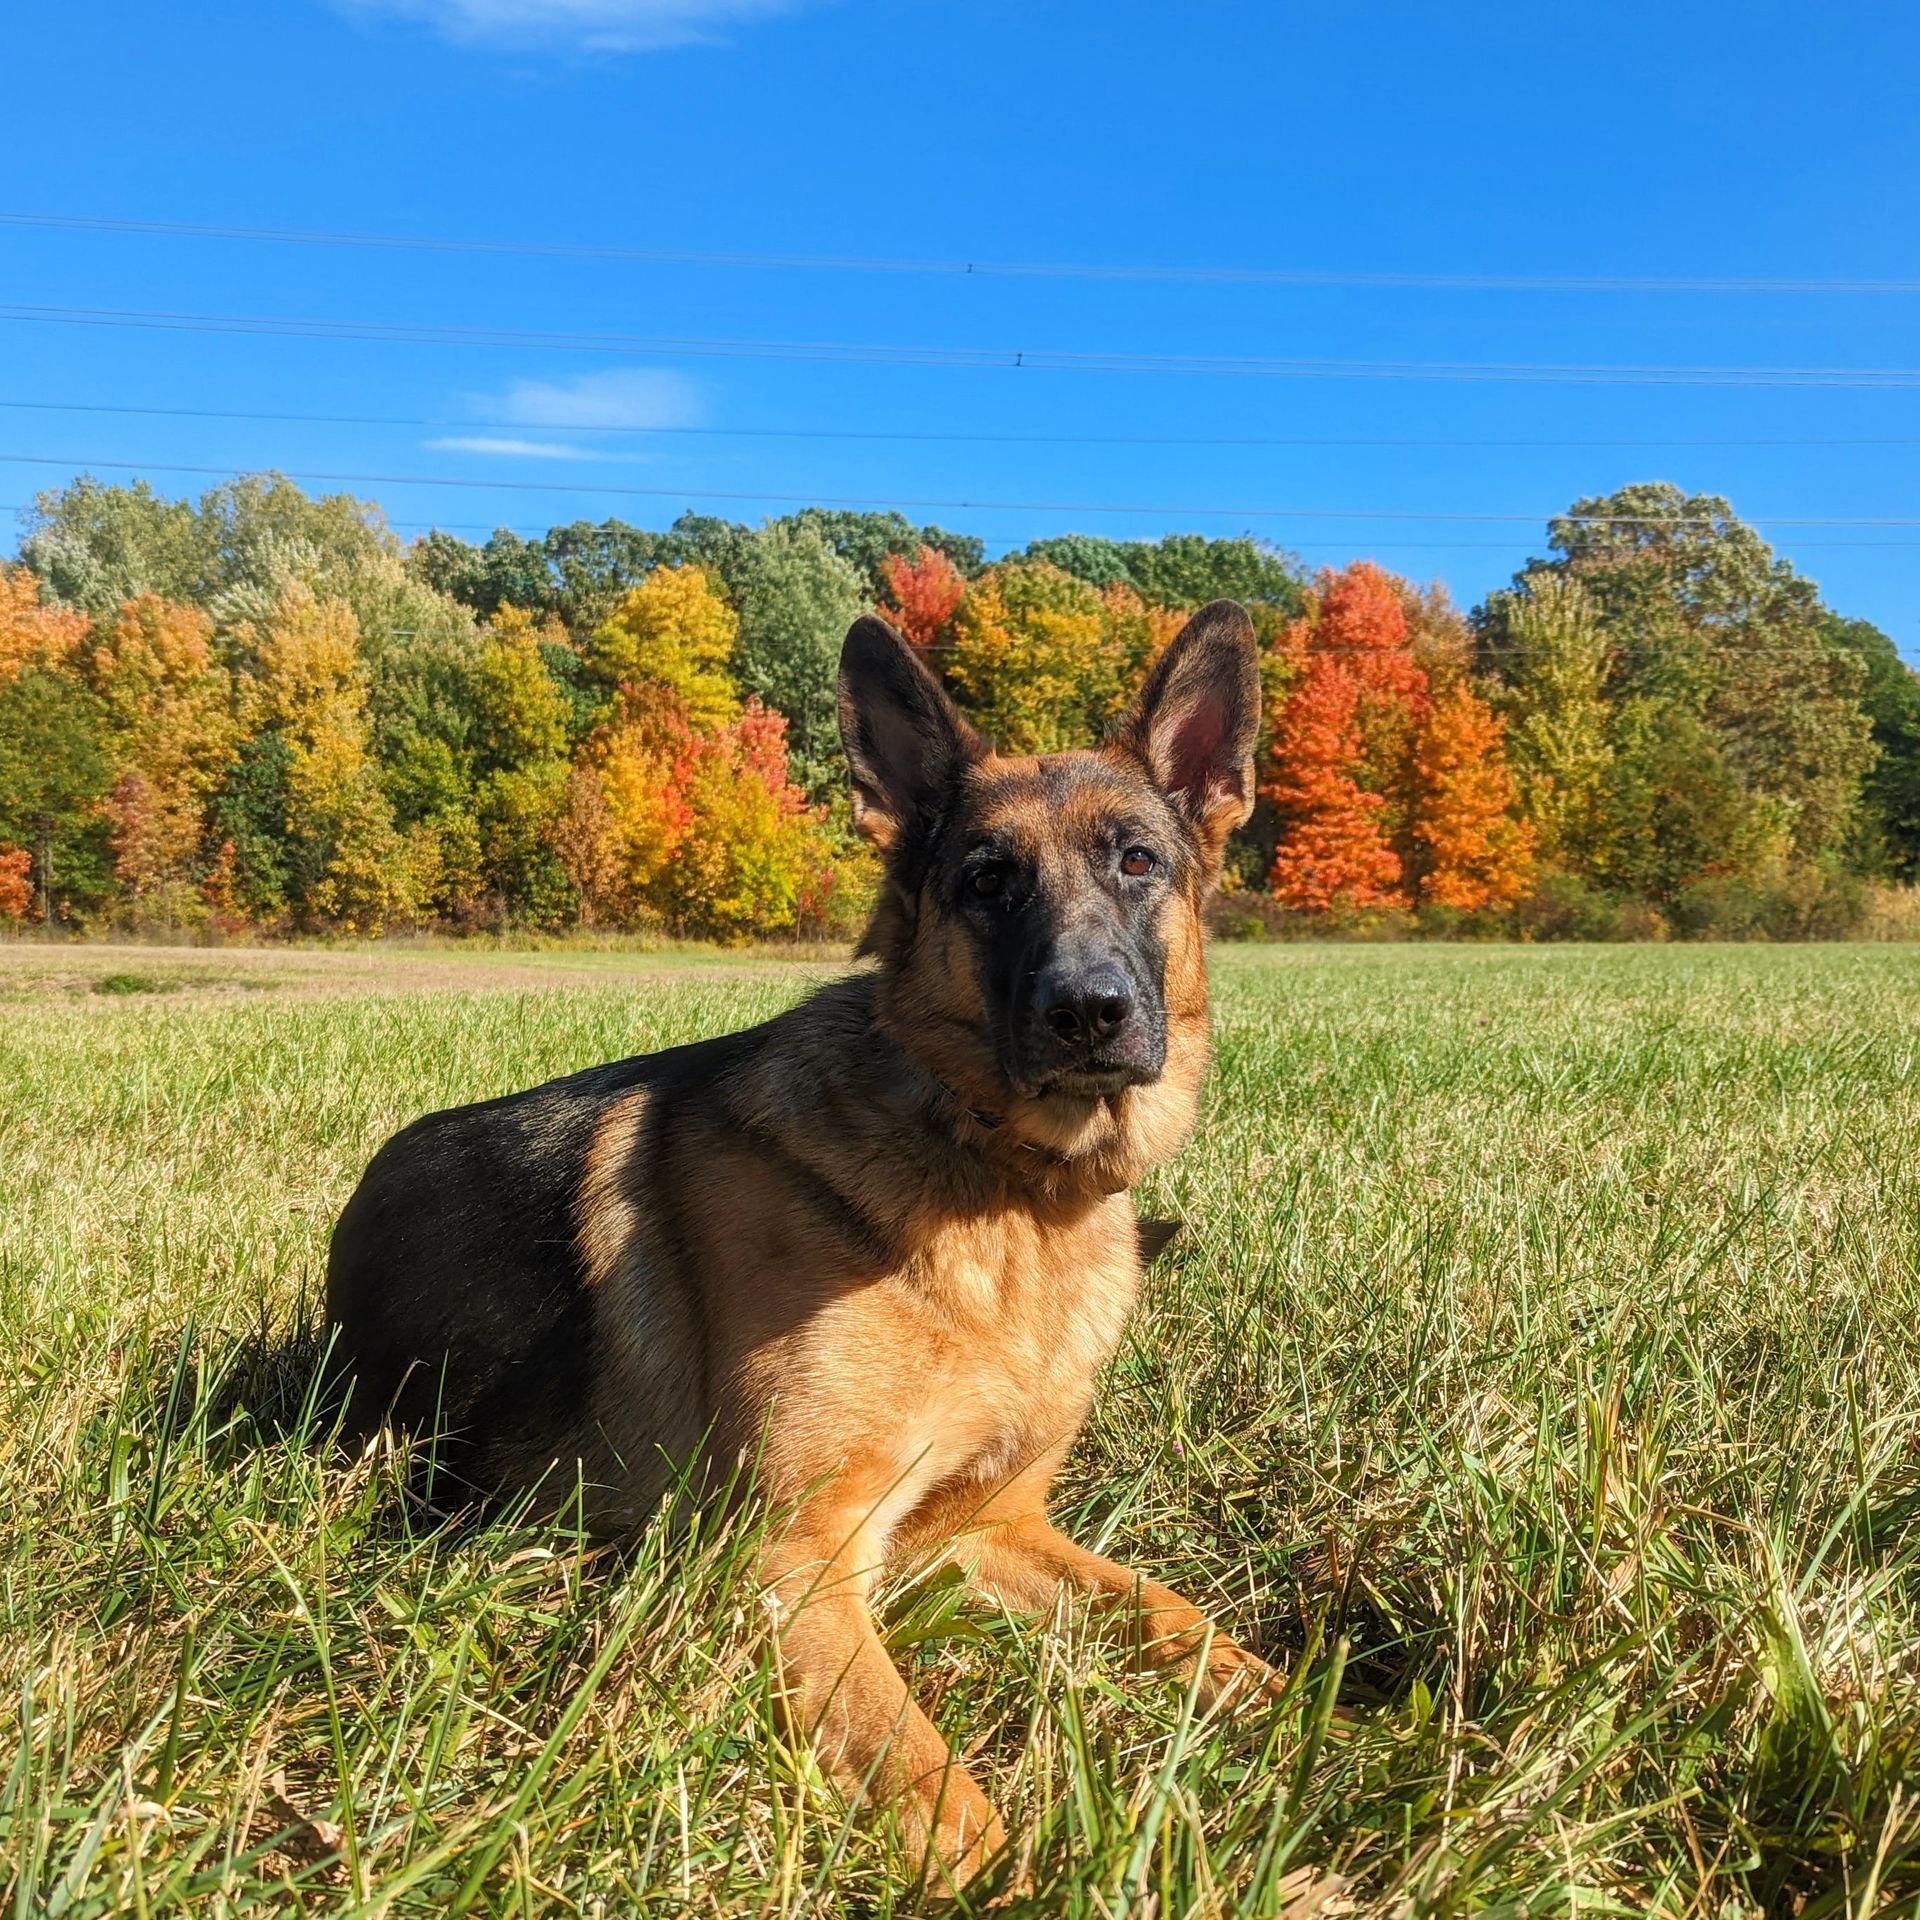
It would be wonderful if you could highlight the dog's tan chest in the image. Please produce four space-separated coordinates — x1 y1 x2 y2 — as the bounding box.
763 1204 1141 1553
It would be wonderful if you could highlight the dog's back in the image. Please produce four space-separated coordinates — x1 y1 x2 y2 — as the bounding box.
327 1025 753 1502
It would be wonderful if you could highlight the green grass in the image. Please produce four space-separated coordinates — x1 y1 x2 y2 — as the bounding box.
90 973 186 997
4 942 1919 1915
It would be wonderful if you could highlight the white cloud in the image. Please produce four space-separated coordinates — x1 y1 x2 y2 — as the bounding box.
426 435 592 459
493 367 702 430
337 0 818 53
426 371 703 459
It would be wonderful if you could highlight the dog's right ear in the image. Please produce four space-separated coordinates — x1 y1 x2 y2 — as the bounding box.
838 615 982 851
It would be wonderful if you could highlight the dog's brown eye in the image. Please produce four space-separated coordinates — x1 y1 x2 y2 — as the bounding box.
971 865 1006 898
1120 847 1157 878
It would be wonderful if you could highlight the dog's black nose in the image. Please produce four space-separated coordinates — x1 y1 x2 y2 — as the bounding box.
1040 965 1135 1046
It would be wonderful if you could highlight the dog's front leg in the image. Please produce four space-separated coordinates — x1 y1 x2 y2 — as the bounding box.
968 1514 1285 1710
765 1526 1005 1888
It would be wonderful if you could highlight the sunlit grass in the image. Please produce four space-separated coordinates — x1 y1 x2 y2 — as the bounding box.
4 942 1918 1914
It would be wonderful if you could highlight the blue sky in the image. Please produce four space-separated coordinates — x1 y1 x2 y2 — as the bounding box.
4 0 1917 650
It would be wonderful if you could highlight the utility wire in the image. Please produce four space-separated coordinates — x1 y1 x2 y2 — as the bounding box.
7 302 1920 387
6 453 1919 526
4 397 1919 452
4 211 1915 297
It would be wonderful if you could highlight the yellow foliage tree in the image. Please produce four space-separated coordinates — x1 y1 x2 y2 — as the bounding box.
589 565 740 731
945 561 1137 755
236 585 421 931
87 594 236 915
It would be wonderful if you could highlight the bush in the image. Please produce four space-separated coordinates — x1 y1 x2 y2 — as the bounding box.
1668 859 1867 941
1412 903 1513 942
1204 891 1425 943
1853 883 1920 941
1512 870 1670 943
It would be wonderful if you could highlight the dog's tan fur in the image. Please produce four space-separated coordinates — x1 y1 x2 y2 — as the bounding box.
327 601 1276 1887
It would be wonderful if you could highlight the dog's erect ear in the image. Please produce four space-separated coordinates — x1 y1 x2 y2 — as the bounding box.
838 615 982 851
1112 599 1260 882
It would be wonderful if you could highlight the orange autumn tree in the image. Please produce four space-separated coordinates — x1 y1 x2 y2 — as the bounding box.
877 544 967 650
0 564 88 684
1413 682 1536 908
1265 561 1535 914
1263 655 1402 908
653 699 839 941
0 845 31 920
1264 563 1430 909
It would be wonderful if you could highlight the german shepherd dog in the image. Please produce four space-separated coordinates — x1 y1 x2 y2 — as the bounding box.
327 600 1279 1887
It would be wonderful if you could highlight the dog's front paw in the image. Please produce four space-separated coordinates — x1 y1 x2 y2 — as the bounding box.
1198 1639 1289 1713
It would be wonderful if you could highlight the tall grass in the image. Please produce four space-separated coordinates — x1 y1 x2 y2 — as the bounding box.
3 943 1918 1914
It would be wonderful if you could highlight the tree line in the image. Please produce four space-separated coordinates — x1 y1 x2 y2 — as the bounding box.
1 472 1915 942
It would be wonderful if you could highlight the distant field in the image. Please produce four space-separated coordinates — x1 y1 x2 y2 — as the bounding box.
4 942 1918 1915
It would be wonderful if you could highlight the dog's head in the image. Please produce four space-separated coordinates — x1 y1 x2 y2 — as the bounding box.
839 601 1258 1165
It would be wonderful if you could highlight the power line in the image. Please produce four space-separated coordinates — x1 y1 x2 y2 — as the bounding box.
8 453 1920 526
8 302 1920 388
6 456 1920 538
4 211 1915 297
5 396 1920 453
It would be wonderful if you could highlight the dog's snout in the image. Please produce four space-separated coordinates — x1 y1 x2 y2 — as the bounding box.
1040 966 1136 1045
1026 950 1165 1091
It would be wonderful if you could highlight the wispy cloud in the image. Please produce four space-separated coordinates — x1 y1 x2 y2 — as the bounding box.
428 369 704 461
336 0 820 53
425 435 592 459
493 367 701 430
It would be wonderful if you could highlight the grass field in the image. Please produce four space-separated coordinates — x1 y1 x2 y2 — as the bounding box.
5 940 1920 1917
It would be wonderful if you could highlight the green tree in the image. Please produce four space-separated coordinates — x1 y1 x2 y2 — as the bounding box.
0 668 113 919
653 513 756 597
195 472 400 609
209 733 295 920
1019 534 1138 590
1122 534 1302 618
731 521 868 798
19 478 201 621
1602 697 1764 905
474 763 573 928
1537 483 1874 859
783 509 983 596
543 520 663 631
1821 615 1920 878
410 527 559 620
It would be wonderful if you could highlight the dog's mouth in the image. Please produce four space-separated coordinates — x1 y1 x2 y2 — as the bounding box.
1023 1058 1162 1102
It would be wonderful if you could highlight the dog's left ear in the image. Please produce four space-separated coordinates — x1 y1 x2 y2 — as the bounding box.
838 614 982 853
1112 598 1261 882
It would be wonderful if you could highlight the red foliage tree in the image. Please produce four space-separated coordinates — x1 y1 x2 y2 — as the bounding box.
878 545 967 650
